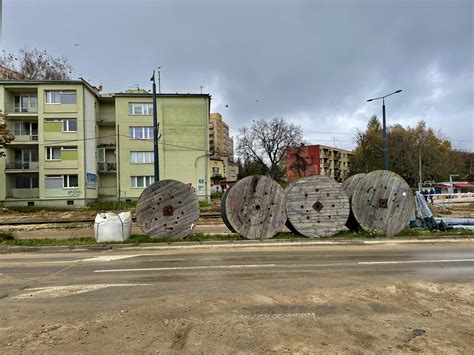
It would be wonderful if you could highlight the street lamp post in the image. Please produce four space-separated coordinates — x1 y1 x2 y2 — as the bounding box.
150 70 160 181
367 89 402 170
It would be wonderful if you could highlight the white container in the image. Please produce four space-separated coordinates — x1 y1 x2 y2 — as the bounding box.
94 212 132 242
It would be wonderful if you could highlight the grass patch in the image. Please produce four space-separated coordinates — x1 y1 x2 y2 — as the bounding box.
1 237 96 247
0 231 15 241
2 229 473 248
87 200 137 211
199 200 211 208
5 206 71 213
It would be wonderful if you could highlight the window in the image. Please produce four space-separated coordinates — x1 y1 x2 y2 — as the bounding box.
67 200 74 206
15 175 39 189
45 175 63 189
131 176 154 188
46 147 61 160
45 90 77 104
131 151 154 164
129 126 153 139
14 95 37 112
63 175 79 188
129 103 153 115
62 119 77 132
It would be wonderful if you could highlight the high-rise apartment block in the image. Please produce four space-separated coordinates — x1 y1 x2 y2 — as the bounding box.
208 113 238 185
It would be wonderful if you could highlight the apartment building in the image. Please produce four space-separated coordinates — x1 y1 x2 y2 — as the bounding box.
286 144 353 183
208 112 238 184
0 79 211 207
0 66 23 80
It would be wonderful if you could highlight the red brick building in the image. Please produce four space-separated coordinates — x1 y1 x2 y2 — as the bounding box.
286 144 353 183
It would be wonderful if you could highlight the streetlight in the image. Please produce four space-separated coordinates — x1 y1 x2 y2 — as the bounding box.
150 69 160 181
367 89 402 170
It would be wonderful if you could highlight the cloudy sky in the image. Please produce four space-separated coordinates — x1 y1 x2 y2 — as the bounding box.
2 0 473 151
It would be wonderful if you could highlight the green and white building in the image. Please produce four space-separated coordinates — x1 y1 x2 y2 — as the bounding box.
0 79 211 207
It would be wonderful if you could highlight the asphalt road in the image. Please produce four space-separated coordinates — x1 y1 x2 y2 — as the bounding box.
1 241 473 353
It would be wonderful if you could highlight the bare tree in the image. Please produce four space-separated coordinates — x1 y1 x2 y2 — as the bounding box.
0 113 14 157
0 48 73 80
237 118 303 182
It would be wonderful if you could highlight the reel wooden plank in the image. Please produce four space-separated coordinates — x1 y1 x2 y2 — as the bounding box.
136 179 200 239
223 175 287 239
342 173 366 231
286 175 350 237
351 170 414 236
220 187 237 233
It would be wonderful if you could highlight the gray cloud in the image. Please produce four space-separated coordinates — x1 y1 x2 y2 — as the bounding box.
3 0 473 151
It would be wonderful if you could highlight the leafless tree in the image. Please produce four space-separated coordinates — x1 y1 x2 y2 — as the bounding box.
0 113 14 157
0 48 73 80
237 117 303 182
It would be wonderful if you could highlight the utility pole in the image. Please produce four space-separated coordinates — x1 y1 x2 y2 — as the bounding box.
418 143 422 192
367 89 402 170
157 67 161 94
150 70 160 181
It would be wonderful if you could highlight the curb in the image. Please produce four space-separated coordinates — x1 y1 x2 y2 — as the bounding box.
1 236 473 253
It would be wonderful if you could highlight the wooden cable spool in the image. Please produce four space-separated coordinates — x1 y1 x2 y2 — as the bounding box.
223 175 287 239
286 175 350 237
351 170 414 235
342 173 366 231
220 187 237 233
136 179 200 239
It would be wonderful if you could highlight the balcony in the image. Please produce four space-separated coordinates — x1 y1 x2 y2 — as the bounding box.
98 162 117 173
5 103 38 114
5 161 40 171
6 188 39 199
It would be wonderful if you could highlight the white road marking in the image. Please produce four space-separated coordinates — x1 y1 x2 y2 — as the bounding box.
95 264 277 273
358 259 474 265
13 283 151 299
81 255 140 262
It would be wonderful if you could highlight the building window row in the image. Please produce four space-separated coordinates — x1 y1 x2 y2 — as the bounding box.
45 174 79 189
44 118 78 133
129 126 153 139
129 103 153 115
46 146 78 161
131 176 154 188
45 90 77 105
130 151 154 164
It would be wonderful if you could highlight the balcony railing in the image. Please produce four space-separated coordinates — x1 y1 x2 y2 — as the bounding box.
5 161 40 170
98 162 117 172
5 104 38 114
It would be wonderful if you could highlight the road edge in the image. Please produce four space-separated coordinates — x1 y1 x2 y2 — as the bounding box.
1 236 473 253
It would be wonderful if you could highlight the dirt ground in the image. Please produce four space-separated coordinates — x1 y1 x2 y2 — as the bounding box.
1 281 472 353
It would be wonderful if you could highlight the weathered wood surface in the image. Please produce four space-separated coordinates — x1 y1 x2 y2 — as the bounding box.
351 170 414 235
220 187 237 233
224 175 287 239
342 173 366 231
286 175 350 237
136 179 199 239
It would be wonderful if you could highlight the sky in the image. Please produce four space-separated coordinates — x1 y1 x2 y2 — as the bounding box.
2 0 473 151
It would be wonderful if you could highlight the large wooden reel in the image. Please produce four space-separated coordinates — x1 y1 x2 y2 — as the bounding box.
223 175 287 239
136 179 200 239
351 170 414 235
342 173 366 231
220 187 237 233
286 175 350 237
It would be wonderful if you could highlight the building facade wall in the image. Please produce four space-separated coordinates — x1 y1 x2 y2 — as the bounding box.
0 81 211 206
115 94 210 202
286 144 352 183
